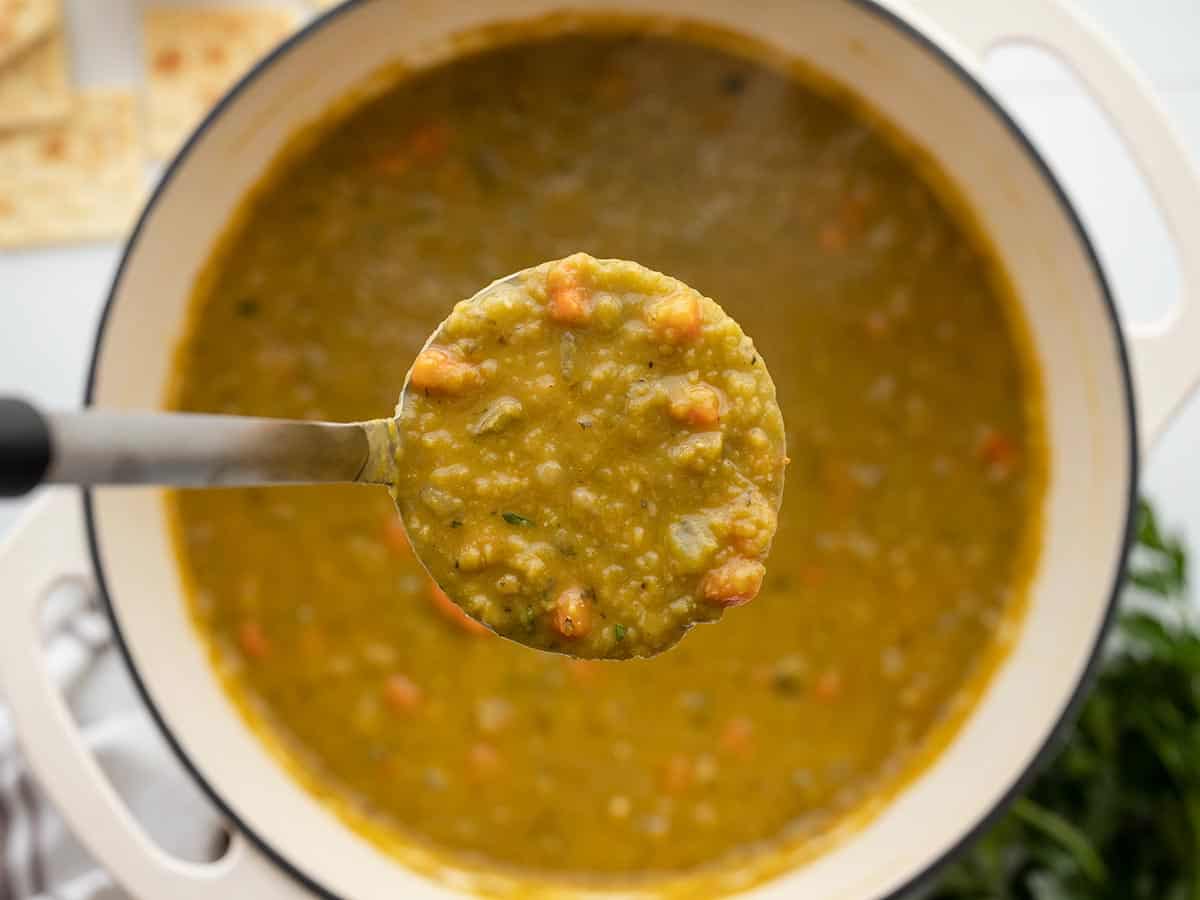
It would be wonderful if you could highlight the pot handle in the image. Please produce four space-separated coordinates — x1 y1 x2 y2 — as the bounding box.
906 0 1200 450
0 490 297 899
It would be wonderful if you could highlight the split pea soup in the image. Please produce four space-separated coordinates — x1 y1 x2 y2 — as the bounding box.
169 24 1044 891
393 254 787 659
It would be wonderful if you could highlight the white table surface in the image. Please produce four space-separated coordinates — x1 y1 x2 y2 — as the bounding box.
2 0 1199 551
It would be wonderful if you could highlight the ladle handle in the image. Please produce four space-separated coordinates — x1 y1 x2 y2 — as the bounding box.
0 397 390 496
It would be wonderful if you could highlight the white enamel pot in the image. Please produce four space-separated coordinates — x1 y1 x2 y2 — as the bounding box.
2 0 1200 897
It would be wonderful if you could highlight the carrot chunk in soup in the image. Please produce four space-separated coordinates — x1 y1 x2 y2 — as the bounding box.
546 254 594 325
667 381 723 429
701 557 766 607
409 346 479 394
645 289 702 344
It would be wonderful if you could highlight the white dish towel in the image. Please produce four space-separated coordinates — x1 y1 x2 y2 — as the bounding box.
0 583 226 900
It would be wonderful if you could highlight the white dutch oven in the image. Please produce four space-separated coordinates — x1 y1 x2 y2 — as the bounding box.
2 0 1200 897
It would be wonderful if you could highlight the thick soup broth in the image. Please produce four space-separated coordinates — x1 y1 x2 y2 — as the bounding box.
394 254 788 660
169 27 1043 889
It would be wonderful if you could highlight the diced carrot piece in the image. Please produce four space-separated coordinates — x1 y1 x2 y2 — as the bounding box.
429 582 490 636
660 753 694 794
238 621 270 660
645 290 702 344
668 382 722 429
382 516 413 557
819 192 871 253
813 668 843 702
369 123 451 177
819 222 848 254
719 717 754 757
546 257 594 326
552 586 592 639
409 346 480 394
372 152 411 177
863 309 890 338
384 673 423 713
467 742 502 781
408 121 452 161
701 557 766 608
550 286 590 325
977 429 1019 478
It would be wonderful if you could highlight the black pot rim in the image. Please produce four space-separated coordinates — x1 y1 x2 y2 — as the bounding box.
81 1 1139 898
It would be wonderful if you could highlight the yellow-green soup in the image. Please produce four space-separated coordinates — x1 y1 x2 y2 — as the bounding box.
394 254 788 660
169 26 1043 891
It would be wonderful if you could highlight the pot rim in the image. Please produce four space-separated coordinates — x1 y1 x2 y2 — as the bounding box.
81 1 1140 897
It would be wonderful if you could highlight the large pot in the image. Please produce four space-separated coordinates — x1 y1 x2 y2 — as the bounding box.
2 0 1199 897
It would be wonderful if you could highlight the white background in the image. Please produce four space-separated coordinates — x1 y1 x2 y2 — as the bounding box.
2 0 1199 559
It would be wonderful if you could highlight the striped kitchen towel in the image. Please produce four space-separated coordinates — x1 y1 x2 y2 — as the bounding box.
0 581 226 900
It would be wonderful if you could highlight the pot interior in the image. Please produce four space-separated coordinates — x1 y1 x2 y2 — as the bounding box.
88 1 1134 897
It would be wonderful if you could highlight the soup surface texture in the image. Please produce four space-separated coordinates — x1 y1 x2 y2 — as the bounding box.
395 253 787 659
169 28 1043 890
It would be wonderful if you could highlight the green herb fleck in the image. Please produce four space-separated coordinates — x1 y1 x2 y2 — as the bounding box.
450 520 463 529
614 624 627 642
519 606 536 631
235 299 259 318
503 512 535 527
772 671 802 696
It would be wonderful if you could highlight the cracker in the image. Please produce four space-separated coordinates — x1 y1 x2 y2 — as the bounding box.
0 0 58 68
0 30 70 130
143 7 298 159
0 91 143 247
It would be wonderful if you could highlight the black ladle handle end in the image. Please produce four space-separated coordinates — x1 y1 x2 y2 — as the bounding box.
0 397 51 498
